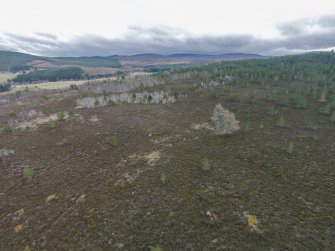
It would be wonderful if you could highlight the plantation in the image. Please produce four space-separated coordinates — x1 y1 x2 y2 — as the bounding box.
13 67 85 83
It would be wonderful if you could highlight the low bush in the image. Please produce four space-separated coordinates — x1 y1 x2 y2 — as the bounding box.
0 83 11 93
160 171 167 184
57 112 65 121
2 125 13 133
307 83 318 98
250 90 257 103
319 89 327 102
148 245 164 251
201 156 211 171
274 95 289 106
329 95 335 109
9 112 17 118
211 87 225 98
48 119 57 128
43 109 51 117
267 106 277 117
106 134 118 146
294 94 308 109
330 111 335 122
286 142 294 154
276 116 285 128
37 95 48 102
226 88 240 102
23 167 34 180
319 105 331 115
244 120 251 132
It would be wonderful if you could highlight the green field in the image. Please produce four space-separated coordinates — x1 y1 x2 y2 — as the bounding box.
52 56 121 68
0 72 17 83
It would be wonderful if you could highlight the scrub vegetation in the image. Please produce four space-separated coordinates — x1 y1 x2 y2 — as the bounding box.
0 52 334 250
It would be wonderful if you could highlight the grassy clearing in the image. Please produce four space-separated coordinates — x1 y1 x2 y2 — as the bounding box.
128 71 153 78
0 72 17 83
15 80 88 90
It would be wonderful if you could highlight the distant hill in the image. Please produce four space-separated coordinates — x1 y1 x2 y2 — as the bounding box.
168 53 266 60
0 51 121 72
218 53 267 60
0 51 41 71
52 56 121 68
118 53 266 63
0 50 266 73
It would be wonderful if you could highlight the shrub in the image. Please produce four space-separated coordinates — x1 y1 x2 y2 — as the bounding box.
274 95 289 106
244 120 251 132
286 142 294 154
319 105 331 115
2 125 13 133
226 88 240 102
106 134 118 146
148 245 163 251
194 84 202 93
57 112 65 121
9 112 17 118
48 119 57 128
319 89 327 102
23 167 34 180
0 83 11 93
201 156 211 171
330 111 335 122
267 106 277 117
276 116 285 128
79 91 92 98
308 83 318 98
294 94 308 109
329 95 335 109
70 84 79 90
43 109 51 117
211 104 240 135
211 87 225 98
266 93 275 102
160 171 167 184
37 95 48 102
250 90 257 103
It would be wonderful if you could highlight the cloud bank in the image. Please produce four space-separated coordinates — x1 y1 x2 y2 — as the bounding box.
1 15 335 57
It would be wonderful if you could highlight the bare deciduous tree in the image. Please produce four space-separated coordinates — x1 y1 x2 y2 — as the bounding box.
211 103 240 135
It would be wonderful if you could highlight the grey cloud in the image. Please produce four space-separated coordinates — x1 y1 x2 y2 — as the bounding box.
278 15 335 36
5 33 60 47
314 16 335 28
1 15 335 57
277 23 305 36
35 32 58 40
3 33 62 54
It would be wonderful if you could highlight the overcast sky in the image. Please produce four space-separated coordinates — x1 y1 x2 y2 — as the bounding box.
0 0 335 56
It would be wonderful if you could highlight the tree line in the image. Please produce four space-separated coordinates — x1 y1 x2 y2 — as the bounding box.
167 51 335 95
12 67 85 83
0 83 11 92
